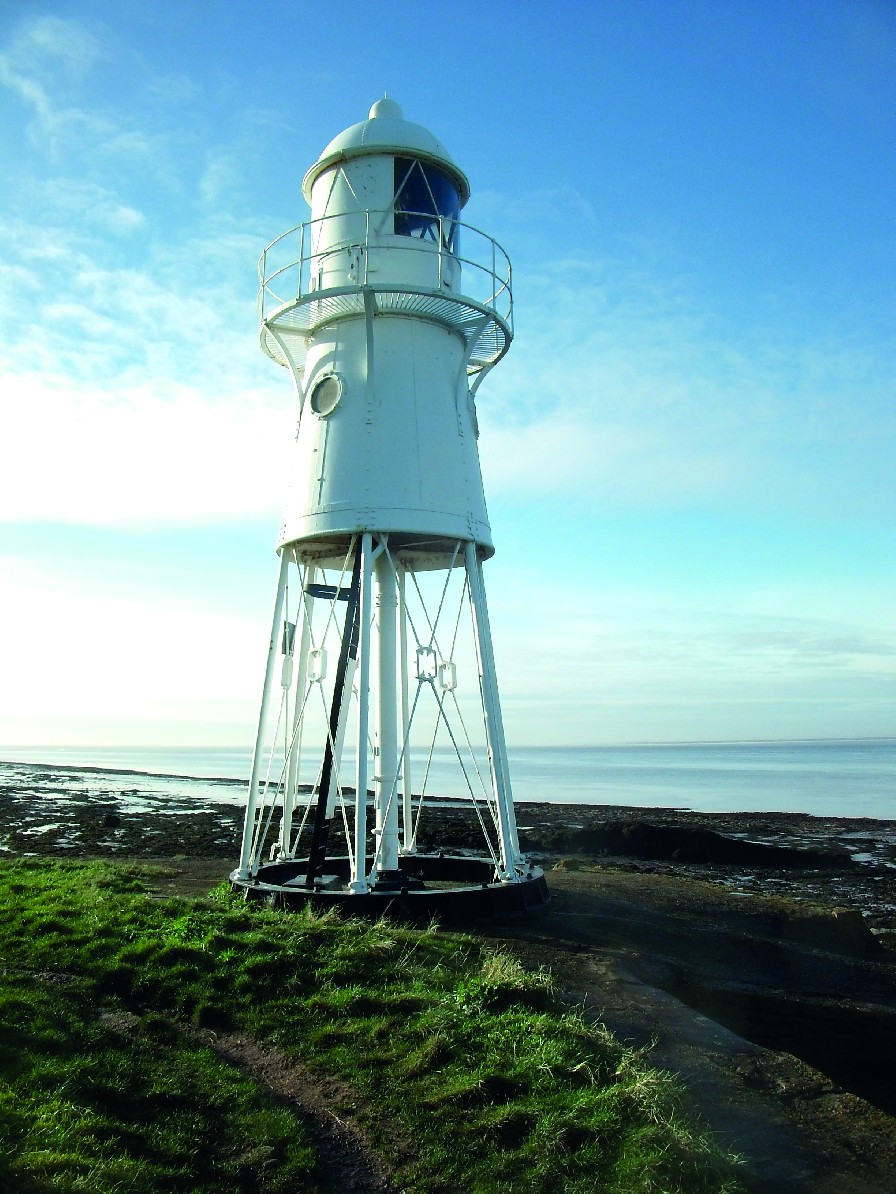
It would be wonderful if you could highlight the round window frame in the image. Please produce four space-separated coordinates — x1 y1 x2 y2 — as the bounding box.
308 372 344 418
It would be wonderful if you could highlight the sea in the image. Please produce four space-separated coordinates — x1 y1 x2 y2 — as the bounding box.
0 740 894 821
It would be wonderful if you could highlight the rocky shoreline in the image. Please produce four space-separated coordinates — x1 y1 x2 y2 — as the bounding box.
3 778 894 946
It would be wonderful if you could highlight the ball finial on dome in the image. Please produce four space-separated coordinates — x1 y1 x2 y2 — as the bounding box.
369 95 403 120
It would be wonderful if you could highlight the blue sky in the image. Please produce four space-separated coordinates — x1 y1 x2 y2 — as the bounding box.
1 0 894 747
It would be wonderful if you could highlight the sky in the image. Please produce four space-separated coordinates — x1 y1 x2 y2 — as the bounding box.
1 0 894 749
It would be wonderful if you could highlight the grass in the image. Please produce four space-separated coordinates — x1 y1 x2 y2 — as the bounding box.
0 858 744 1192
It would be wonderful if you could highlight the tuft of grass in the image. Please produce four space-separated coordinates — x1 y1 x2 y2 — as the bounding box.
0 858 743 1193
454 948 557 1013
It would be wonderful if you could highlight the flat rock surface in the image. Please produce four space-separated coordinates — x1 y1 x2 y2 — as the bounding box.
480 866 896 1193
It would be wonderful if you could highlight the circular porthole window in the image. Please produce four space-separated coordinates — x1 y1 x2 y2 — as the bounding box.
308 373 343 417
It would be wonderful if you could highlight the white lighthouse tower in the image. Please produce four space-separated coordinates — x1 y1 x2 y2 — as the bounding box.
231 98 548 916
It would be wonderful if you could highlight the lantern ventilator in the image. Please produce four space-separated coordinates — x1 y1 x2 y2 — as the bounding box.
230 98 548 917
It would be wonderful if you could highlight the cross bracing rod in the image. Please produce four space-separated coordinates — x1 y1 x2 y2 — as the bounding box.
238 550 290 880
304 540 363 886
280 560 315 858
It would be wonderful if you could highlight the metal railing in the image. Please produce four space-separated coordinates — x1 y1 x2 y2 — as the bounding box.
258 209 513 336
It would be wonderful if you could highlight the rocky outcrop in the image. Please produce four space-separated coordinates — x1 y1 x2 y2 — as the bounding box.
517 819 854 868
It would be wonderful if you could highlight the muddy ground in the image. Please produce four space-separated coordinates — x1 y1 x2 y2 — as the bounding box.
3 788 896 1192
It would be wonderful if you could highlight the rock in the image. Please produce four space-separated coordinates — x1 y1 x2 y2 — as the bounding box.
804 907 882 956
519 821 853 869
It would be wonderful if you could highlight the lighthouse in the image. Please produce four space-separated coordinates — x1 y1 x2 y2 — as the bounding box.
231 98 548 916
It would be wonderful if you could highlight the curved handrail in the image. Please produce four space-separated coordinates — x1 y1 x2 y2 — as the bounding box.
258 210 513 336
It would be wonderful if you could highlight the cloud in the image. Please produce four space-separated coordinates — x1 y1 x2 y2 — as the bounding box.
0 554 264 729
33 179 146 234
0 15 106 152
1 371 291 526
479 415 734 504
0 100 295 535
473 244 896 516
0 205 270 387
487 591 896 743
7 15 101 77
474 185 598 234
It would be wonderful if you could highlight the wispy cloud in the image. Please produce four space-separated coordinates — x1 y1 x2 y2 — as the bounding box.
7 15 101 77
0 15 105 152
32 178 146 234
0 17 304 531
479 415 735 505
489 594 896 742
474 235 896 517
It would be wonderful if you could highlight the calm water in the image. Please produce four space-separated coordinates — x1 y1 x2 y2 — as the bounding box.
1 740 894 820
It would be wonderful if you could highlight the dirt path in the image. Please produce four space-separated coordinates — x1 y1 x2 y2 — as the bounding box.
98 995 401 1192
197 1032 400 1194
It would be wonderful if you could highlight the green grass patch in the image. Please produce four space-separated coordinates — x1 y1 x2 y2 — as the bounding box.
0 858 743 1192
0 979 316 1193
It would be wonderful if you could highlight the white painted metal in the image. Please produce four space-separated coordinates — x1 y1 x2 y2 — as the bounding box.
302 97 470 208
374 548 400 875
239 100 528 892
351 532 373 891
464 540 520 874
238 550 289 879
258 212 512 376
276 313 494 560
398 563 414 855
279 560 315 858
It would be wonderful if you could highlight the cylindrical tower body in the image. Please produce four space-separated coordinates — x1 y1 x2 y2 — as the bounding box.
280 313 491 556
233 99 547 916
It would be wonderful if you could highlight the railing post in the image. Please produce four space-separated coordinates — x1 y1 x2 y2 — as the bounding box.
299 222 306 299
492 236 499 312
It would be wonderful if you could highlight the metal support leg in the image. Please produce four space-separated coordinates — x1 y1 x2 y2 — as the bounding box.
398 563 415 854
464 540 520 877
374 547 400 876
350 533 374 892
238 549 290 880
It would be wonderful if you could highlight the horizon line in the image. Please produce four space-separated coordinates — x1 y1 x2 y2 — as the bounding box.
2 736 894 754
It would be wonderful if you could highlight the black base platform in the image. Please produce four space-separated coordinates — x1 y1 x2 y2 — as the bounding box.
229 852 550 921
